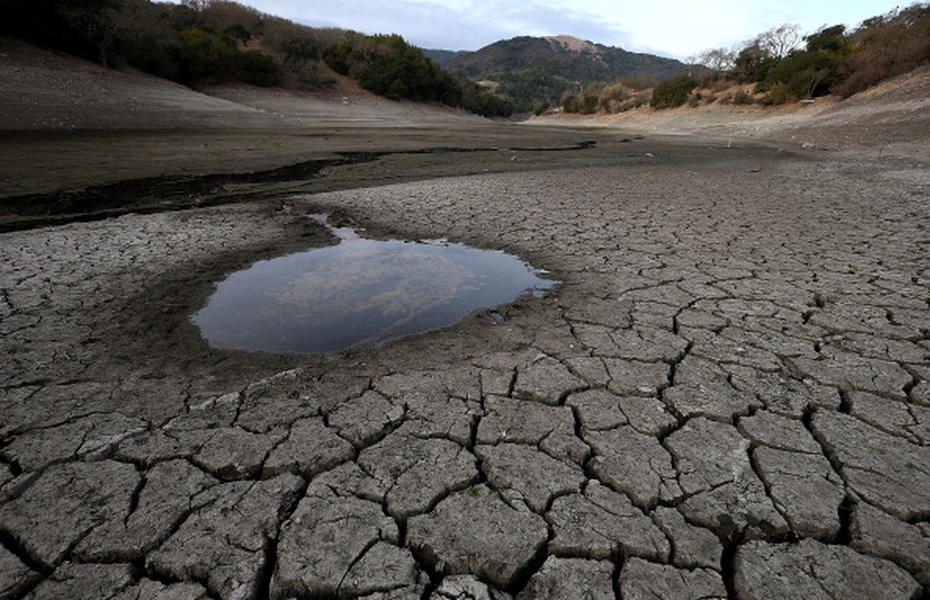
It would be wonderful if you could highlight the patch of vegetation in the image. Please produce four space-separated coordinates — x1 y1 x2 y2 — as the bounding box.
2 0 123 65
760 82 789 105
420 48 464 64
175 26 278 85
650 76 698 108
460 82 514 118
561 93 579 113
593 82 648 114
444 36 693 113
834 3 930 97
324 34 461 102
318 34 511 116
731 90 755 105
762 25 848 101
0 0 512 116
580 94 599 114
692 3 930 105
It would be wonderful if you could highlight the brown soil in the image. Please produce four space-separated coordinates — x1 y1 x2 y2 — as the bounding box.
531 65 930 163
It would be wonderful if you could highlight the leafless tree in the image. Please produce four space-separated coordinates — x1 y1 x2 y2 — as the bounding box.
692 47 737 73
757 24 802 59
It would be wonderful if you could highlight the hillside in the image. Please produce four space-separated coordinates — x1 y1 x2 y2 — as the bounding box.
530 64 930 163
0 0 515 118
0 36 481 132
421 49 466 64
445 35 695 111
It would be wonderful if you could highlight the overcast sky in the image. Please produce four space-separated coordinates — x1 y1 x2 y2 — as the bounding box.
239 0 905 58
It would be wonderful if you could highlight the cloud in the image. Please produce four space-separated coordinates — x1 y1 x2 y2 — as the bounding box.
207 0 906 58
279 0 635 51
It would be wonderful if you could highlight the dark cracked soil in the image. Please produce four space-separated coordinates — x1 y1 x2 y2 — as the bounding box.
1 132 930 600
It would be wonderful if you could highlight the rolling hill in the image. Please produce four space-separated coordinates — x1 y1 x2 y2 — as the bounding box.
444 35 697 111
421 49 467 64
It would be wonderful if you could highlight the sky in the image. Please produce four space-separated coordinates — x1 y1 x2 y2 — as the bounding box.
241 0 906 58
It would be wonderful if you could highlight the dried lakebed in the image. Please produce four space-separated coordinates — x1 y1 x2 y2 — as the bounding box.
192 216 555 353
1 150 929 600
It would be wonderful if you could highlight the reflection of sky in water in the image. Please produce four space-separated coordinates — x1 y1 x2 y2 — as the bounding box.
192 231 556 353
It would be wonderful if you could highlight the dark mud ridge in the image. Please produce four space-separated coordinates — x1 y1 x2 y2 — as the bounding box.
0 141 597 232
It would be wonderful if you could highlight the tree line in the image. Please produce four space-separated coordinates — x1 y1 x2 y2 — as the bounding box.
0 0 513 117
693 4 930 104
323 35 512 116
556 3 930 114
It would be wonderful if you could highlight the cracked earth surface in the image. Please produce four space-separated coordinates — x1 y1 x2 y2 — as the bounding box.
1 147 930 599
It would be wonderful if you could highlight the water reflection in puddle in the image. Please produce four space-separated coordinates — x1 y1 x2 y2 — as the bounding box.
192 216 556 353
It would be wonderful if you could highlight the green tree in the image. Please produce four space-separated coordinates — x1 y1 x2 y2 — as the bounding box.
279 37 319 65
650 76 698 108
223 23 250 45
580 94 598 114
178 26 231 81
324 35 461 103
461 83 513 117
561 93 579 113
322 39 353 74
230 49 280 86
805 25 847 53
734 43 777 82
759 24 850 101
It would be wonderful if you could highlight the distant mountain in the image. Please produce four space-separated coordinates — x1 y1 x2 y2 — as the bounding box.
421 49 467 65
445 35 697 111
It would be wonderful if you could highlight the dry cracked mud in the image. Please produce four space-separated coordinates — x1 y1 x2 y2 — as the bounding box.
1 141 930 600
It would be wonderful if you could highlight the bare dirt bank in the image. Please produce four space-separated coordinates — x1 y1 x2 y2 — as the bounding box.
0 37 478 131
529 65 930 164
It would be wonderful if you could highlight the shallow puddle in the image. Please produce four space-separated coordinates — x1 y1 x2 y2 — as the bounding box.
192 216 556 353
